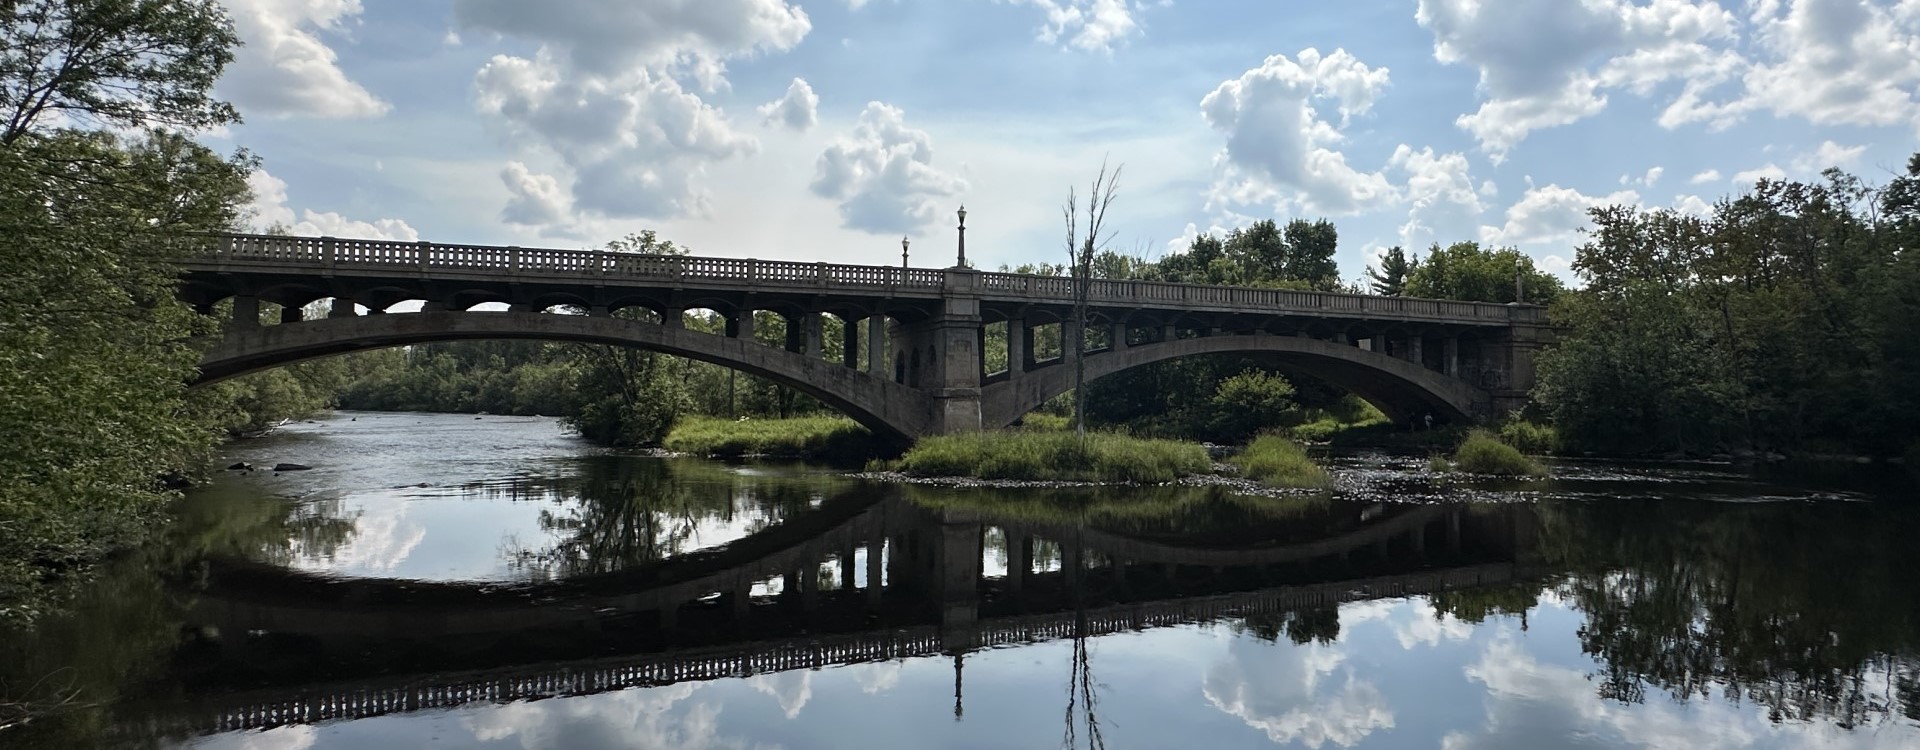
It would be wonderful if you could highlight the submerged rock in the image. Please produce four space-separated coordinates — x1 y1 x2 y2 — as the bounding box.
272 463 313 472
226 462 253 471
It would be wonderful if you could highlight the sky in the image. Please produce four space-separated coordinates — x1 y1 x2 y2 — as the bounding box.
218 0 1920 284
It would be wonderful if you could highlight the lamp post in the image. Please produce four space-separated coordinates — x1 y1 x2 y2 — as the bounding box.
901 235 910 269
956 205 967 268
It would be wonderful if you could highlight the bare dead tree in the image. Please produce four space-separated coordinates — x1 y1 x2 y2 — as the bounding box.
1062 161 1123 442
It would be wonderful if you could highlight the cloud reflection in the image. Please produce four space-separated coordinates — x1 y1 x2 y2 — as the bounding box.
1203 637 1395 747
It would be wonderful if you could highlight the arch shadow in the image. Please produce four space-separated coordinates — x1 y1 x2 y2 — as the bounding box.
980 334 1489 428
194 311 927 442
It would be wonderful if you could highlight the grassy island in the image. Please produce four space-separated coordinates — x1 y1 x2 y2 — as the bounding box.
663 415 877 462
881 431 1210 483
1451 429 1547 476
1229 435 1333 489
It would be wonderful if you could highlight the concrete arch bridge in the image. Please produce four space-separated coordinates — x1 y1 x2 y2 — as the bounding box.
180 234 1553 440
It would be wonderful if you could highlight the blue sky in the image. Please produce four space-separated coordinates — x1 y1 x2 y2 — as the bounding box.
217 0 1920 283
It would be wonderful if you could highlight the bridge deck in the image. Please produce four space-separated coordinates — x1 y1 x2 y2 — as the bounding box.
184 234 1541 325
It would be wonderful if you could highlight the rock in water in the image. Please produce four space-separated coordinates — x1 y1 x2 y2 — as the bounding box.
226 462 253 471
273 463 313 472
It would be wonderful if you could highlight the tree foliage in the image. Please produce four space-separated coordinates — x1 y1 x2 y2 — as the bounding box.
1404 241 1563 305
1366 245 1415 296
1 0 240 144
1535 162 1920 455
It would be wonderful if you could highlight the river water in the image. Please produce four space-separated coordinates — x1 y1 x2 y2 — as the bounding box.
4 410 1919 749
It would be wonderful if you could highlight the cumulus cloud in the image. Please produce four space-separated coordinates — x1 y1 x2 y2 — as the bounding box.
246 168 418 241
758 78 820 132
1388 144 1485 248
218 0 389 118
1005 0 1146 53
452 0 810 83
499 161 576 232
1793 139 1867 173
809 102 968 234
475 52 758 222
1690 168 1723 184
1732 163 1788 184
1201 48 1398 216
1416 0 1740 160
1735 0 1920 133
1480 182 1639 251
457 0 815 232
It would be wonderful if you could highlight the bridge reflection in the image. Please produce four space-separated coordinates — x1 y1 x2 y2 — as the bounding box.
137 489 1541 737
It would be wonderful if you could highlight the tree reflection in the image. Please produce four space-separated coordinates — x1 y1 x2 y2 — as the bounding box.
1238 607 1341 646
1536 498 1920 728
504 457 829 579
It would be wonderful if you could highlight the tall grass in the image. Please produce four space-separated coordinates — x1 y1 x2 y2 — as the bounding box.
1017 412 1071 431
1453 429 1546 476
886 431 1210 483
1498 418 1559 455
664 415 878 462
1229 435 1333 489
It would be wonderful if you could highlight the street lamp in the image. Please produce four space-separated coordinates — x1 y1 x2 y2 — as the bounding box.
956 205 967 268
901 235 910 268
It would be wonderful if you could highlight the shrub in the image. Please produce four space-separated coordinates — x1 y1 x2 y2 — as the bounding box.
1426 454 1452 473
1453 429 1546 476
1230 435 1332 489
1017 412 1070 431
1498 418 1559 455
891 431 1210 483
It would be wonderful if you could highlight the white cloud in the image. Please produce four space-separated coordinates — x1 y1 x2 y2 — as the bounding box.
1005 0 1145 53
810 102 968 234
1736 0 1920 133
1690 168 1723 184
1416 0 1740 160
1674 193 1715 216
1481 182 1639 250
1201 48 1398 216
1793 139 1867 172
500 161 576 231
758 78 820 132
474 52 758 224
452 0 811 83
218 0 390 119
1388 145 1484 248
1733 163 1787 183
246 168 419 241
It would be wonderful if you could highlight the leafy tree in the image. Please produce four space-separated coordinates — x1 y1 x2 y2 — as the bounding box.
1404 241 1563 304
1366 245 1415 296
1206 370 1299 444
1 0 241 144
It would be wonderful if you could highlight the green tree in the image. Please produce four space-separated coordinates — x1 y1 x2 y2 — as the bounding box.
1 0 240 144
1404 241 1564 304
1366 245 1415 296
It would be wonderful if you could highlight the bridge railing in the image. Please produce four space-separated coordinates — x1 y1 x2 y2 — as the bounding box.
202 234 1541 322
978 272 1531 322
211 234 950 291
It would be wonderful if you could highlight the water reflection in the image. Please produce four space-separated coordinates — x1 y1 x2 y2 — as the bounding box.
1 416 1917 748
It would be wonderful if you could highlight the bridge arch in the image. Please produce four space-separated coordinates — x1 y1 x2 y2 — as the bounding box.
980 334 1489 429
194 311 928 441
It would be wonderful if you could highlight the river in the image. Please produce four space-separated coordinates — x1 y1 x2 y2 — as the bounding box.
3 410 1918 749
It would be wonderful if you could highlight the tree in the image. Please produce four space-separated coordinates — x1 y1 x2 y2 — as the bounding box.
1 0 241 144
1062 161 1122 441
1366 245 1415 296
1404 241 1564 304
1281 218 1341 290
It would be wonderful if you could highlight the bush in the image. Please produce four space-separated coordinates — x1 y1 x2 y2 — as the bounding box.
1426 454 1452 473
1017 412 1070 431
664 415 878 462
889 431 1210 483
1498 418 1559 455
1230 435 1332 489
1453 429 1546 476
1207 370 1299 444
